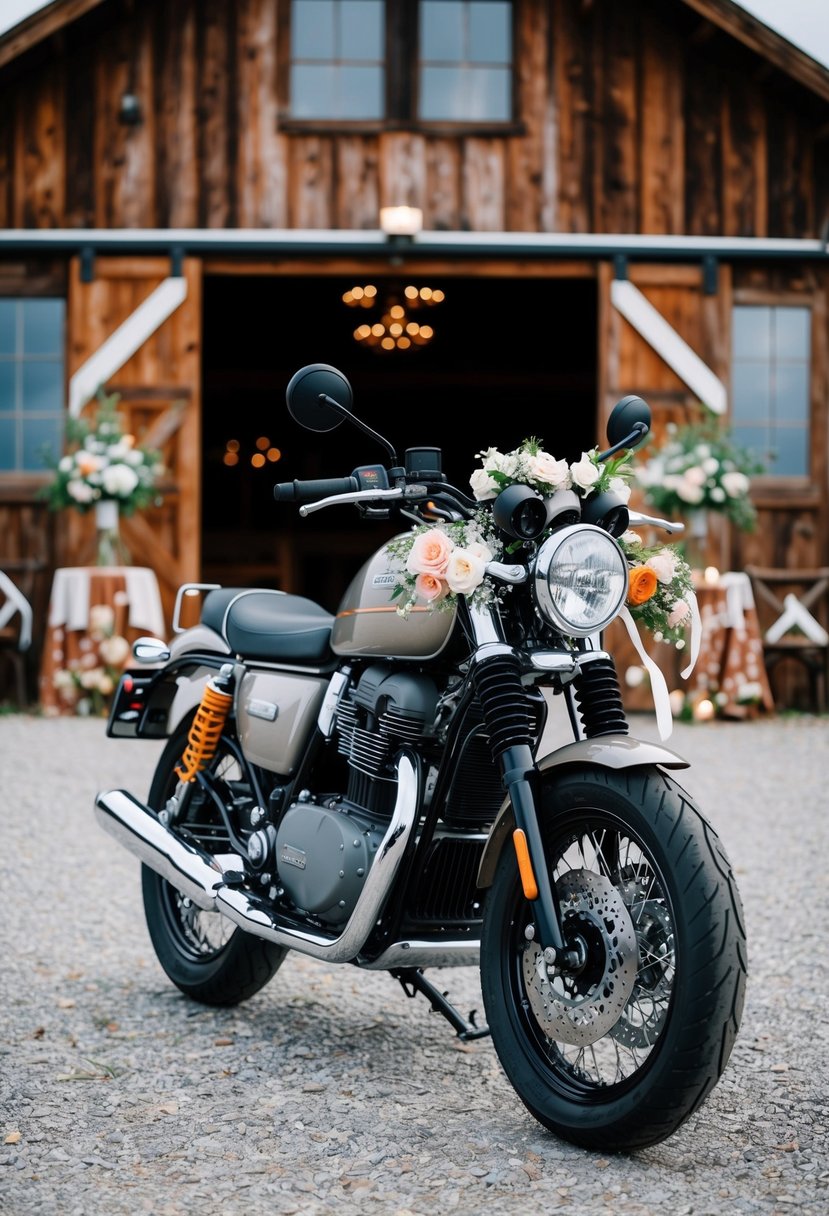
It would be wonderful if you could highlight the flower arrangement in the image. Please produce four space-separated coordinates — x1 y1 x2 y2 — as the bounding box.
618 532 695 650
40 388 162 516
385 511 503 616
469 436 634 503
634 416 764 531
51 603 131 717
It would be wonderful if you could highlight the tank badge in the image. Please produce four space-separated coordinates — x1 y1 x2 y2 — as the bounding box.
372 572 397 588
280 843 307 870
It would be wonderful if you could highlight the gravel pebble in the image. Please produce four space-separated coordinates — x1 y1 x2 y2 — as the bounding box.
1 710 827 1215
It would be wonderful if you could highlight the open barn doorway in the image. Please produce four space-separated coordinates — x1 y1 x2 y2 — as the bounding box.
201 272 598 611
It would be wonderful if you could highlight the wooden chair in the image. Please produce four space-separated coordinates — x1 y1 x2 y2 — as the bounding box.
0 566 35 708
745 566 829 714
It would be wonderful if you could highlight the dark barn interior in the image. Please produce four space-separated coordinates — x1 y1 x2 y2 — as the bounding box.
202 273 598 610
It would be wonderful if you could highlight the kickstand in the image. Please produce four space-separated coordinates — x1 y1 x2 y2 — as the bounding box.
391 967 491 1041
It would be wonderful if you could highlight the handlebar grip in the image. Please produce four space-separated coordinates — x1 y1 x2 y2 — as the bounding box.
273 475 359 503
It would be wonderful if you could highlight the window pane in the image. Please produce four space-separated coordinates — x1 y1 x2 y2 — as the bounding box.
341 1 383 58
731 425 770 467
291 63 339 117
422 2 464 59
22 361 63 412
774 306 810 361
420 63 509 119
292 0 335 57
774 363 809 424
469 2 511 61
0 417 16 470
767 426 808 477
0 361 16 410
731 361 770 422
732 306 769 358
23 416 63 471
22 298 64 355
337 66 384 118
0 300 15 354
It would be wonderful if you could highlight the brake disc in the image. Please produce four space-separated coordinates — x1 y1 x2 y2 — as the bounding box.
522 868 639 1047
609 896 674 1049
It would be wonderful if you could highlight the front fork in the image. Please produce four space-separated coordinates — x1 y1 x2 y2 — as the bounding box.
467 609 627 970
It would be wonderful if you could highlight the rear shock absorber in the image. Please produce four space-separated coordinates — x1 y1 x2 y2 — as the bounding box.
572 653 629 738
175 663 236 782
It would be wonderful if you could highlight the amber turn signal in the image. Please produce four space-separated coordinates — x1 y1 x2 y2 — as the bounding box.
512 828 539 901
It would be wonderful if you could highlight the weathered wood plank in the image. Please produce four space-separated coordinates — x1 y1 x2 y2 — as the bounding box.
723 76 766 236
551 0 594 233
462 139 505 231
93 10 155 227
336 136 380 229
593 1 638 233
198 0 233 228
13 57 65 227
154 0 198 227
507 0 553 232
236 0 288 227
640 22 685 234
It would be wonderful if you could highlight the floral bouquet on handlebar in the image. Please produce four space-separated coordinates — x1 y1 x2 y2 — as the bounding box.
386 436 695 656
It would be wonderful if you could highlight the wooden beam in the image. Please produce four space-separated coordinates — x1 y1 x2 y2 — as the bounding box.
0 0 109 71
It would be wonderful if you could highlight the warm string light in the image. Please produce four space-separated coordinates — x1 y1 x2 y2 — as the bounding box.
343 283 445 352
222 438 281 469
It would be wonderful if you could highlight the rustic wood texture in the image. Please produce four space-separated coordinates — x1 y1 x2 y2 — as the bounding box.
61 255 203 629
0 0 825 237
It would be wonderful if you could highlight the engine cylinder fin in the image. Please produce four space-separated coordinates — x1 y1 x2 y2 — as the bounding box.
573 657 629 737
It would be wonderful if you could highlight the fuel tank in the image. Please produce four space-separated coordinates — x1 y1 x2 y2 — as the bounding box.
331 537 456 660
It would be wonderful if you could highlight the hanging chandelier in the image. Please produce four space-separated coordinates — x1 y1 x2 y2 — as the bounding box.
342 283 446 353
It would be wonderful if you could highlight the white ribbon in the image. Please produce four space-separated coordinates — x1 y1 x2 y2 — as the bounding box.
619 606 674 741
679 588 702 680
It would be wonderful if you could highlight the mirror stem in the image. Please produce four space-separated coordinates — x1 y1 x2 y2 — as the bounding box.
596 422 648 463
318 394 398 465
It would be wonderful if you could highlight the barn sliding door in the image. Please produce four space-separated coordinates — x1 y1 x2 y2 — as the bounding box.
65 255 202 628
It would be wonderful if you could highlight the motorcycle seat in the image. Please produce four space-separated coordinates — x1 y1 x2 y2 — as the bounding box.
202 588 334 664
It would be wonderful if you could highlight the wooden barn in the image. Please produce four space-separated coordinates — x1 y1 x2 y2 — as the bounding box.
1 0 828 707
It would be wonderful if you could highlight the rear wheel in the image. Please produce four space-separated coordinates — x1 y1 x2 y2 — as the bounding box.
480 765 747 1151
142 713 287 1006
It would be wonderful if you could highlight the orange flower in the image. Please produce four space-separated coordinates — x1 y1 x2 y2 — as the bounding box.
628 565 658 605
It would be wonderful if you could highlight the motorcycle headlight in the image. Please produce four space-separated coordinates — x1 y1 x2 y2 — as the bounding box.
532 524 628 636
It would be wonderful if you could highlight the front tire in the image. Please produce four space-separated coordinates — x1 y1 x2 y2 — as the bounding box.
142 713 287 1006
480 765 747 1151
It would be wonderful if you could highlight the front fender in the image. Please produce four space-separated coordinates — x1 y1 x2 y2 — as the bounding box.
476 733 690 890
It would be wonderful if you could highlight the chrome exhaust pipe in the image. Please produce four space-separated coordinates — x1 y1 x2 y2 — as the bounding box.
94 789 224 910
93 751 420 963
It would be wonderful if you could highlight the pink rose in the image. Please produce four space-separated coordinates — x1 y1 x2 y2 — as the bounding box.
406 528 454 577
668 599 691 627
415 572 448 603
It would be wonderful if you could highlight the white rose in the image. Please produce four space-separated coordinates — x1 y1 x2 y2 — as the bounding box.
646 550 678 584
527 452 571 490
676 478 704 504
710 487 726 502
67 479 98 504
464 539 494 563
444 548 487 595
101 463 139 497
58 456 72 472
99 634 131 666
608 476 632 504
569 454 600 491
702 457 719 475
722 471 749 497
469 468 499 501
684 466 706 486
620 530 643 546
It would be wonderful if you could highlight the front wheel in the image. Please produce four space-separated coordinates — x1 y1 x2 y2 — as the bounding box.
142 712 287 1006
480 765 747 1152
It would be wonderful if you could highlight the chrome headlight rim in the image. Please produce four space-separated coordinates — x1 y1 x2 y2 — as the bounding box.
532 523 628 637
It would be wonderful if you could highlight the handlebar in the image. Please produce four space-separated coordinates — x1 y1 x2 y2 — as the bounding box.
274 476 360 503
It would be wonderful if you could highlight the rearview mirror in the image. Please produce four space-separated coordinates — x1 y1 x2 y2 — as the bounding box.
286 363 353 432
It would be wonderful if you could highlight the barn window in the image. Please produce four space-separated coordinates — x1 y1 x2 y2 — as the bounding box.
287 0 515 126
0 299 65 474
731 305 811 478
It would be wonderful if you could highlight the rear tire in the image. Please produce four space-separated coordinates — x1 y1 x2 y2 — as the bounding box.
480 765 747 1151
142 713 287 1006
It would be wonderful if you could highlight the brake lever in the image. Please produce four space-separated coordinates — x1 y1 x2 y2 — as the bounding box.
627 510 686 535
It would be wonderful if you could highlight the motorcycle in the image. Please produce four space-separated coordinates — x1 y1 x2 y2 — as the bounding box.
94 363 747 1152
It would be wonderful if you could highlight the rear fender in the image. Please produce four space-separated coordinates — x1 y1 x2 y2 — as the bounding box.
106 626 233 740
476 733 690 890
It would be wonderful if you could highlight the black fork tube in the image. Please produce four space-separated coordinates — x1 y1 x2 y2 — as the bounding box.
499 745 567 954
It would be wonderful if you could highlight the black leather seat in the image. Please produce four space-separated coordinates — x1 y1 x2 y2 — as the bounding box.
202 588 333 664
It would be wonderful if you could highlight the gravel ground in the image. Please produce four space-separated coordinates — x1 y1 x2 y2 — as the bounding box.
1 709 827 1216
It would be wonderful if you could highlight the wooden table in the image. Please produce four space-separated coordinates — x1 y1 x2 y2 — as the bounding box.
686 571 775 718
39 566 166 716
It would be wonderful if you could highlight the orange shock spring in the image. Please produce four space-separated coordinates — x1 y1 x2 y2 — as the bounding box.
175 677 234 782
